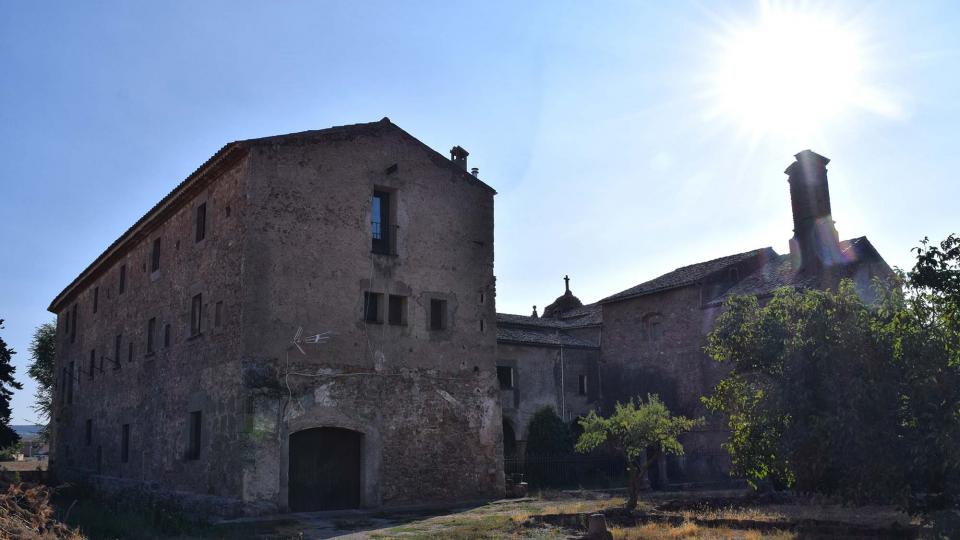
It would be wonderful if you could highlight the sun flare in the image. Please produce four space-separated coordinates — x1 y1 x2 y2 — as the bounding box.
709 3 897 138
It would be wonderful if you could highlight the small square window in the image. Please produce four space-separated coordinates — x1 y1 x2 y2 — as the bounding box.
364 292 383 323
430 299 447 331
388 295 406 326
578 374 588 396
497 366 514 390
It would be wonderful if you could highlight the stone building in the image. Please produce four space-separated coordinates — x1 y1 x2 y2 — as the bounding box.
495 279 602 458
47 118 503 515
497 150 893 487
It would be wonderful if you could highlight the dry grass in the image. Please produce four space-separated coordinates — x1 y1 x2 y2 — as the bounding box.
610 521 796 540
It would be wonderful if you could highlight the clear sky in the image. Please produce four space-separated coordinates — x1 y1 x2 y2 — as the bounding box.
2 1 958 425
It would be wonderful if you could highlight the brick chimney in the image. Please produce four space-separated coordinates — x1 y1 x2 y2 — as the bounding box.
450 146 468 170
786 150 842 273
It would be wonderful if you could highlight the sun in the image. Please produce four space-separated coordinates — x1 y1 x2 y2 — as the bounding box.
708 2 890 139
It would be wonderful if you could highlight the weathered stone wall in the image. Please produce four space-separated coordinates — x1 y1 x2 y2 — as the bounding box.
236 125 503 511
600 286 732 481
50 153 251 509
498 343 600 443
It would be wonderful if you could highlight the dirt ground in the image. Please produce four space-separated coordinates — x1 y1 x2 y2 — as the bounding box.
213 488 922 539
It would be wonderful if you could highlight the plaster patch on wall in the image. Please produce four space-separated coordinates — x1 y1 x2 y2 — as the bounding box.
314 382 336 407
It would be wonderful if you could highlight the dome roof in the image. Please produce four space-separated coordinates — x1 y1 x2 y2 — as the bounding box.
542 275 583 318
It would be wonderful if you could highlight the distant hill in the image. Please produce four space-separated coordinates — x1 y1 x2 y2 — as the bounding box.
12 425 43 440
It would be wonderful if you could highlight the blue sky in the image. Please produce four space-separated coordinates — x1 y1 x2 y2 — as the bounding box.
2 1 959 425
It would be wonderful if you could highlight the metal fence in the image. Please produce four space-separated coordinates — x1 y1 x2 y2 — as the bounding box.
504 454 626 489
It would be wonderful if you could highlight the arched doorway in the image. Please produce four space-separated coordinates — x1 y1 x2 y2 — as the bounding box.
288 427 362 511
502 420 517 458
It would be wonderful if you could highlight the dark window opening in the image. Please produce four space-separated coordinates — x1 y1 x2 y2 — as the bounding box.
151 238 161 272
128 341 133 362
363 292 382 323
430 299 447 331
191 294 202 335
214 301 223 327
85 419 92 446
89 349 95 380
643 313 664 342
147 317 156 354
480 319 485 332
164 323 171 347
187 411 202 460
388 295 405 326
121 424 130 463
371 190 394 254
93 287 99 314
578 374 588 396
114 335 122 370
195 202 207 242
119 264 126 294
497 366 514 390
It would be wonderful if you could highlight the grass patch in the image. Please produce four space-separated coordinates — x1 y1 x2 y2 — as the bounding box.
610 521 796 539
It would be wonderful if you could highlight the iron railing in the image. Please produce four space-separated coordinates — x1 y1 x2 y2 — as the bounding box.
371 222 399 255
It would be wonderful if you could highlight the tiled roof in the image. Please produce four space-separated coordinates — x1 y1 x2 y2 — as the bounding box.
49 118 495 312
496 325 599 349
496 303 602 329
709 237 885 304
599 248 778 304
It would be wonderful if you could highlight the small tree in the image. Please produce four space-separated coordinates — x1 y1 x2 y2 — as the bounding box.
575 394 701 510
525 407 574 457
27 321 56 442
0 319 23 449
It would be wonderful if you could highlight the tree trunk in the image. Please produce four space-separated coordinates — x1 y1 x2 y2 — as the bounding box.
625 453 660 512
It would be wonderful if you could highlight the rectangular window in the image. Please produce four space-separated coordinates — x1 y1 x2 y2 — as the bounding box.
187 411 202 460
85 419 92 446
121 424 130 463
147 317 156 354
497 366 514 390
388 295 405 326
164 323 171 347
70 304 78 343
363 292 382 323
114 335 122 370
578 374 588 396
214 301 223 327
89 349 95 380
195 202 207 242
151 238 161 272
191 294 202 336
119 264 126 295
371 190 393 254
128 341 133 362
93 287 99 314
430 299 447 331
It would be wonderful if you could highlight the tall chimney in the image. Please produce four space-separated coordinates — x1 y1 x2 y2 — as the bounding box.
450 146 469 170
786 150 841 273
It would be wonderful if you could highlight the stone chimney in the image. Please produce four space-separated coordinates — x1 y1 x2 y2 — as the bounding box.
786 150 842 273
450 146 469 170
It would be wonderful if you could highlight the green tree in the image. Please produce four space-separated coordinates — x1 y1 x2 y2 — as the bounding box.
27 321 56 442
575 394 701 511
0 319 24 449
703 234 960 510
525 407 574 457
